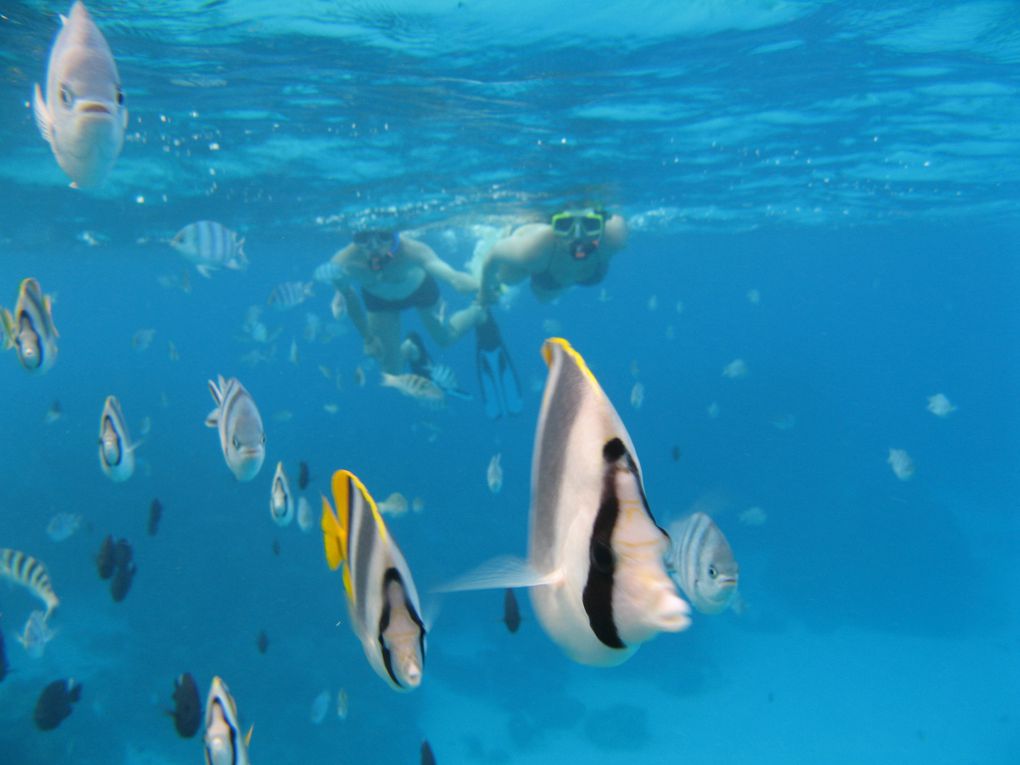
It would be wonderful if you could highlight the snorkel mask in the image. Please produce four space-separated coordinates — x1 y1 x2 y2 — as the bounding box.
354 229 399 271
551 210 605 259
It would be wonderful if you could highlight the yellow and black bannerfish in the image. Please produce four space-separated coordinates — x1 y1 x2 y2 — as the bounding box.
1 278 59 373
0 548 59 618
203 676 252 765
321 470 426 692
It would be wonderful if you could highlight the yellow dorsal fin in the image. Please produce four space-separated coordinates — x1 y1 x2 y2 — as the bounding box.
542 337 600 389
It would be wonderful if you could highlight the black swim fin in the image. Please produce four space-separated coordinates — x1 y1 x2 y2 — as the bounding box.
475 312 522 419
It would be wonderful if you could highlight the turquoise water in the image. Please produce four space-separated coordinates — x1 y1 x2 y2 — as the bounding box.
1 2 1018 764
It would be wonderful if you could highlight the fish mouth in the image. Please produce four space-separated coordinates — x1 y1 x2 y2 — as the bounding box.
76 101 113 115
717 577 738 588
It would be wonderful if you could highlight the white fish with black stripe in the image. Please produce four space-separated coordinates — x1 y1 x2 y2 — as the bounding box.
33 2 127 189
440 338 689 666
1 278 59 373
204 676 252 765
170 221 248 278
321 470 427 691
98 395 140 482
667 512 739 614
1 548 60 618
269 461 294 526
205 375 266 481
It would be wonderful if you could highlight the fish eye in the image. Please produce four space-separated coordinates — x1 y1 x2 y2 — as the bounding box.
708 565 718 579
590 539 615 573
260 433 266 445
59 85 72 107
116 89 125 106
232 435 240 449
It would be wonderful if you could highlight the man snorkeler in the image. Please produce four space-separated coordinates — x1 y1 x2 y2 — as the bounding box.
330 228 484 375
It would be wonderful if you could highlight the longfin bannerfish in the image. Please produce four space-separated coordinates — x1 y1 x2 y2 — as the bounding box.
205 375 266 481
33 2 127 188
440 338 690 666
1 278 59 373
667 512 739 614
204 676 252 765
321 470 426 692
269 461 294 526
98 395 138 482
0 548 60 618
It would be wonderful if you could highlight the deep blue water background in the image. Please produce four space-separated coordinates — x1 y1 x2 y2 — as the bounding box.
1 2 1019 764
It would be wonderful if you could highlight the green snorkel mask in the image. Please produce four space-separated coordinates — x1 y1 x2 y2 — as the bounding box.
551 210 606 259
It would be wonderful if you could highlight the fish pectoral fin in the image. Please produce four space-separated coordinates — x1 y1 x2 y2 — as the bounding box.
32 86 52 144
434 556 560 593
320 496 346 571
203 410 220 428
196 265 214 279
244 724 254 747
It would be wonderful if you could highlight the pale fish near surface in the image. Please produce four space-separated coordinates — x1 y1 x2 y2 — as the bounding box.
722 358 748 379
630 381 645 410
310 690 330 724
46 512 83 542
888 448 915 481
927 393 957 417
486 453 502 494
33 2 127 188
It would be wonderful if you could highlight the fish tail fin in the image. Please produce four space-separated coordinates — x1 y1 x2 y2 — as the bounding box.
434 556 559 593
1 309 14 349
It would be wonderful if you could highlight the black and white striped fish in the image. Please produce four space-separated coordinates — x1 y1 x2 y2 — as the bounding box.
1 277 59 373
381 372 445 408
321 470 426 692
204 676 252 765
267 280 314 310
98 395 138 482
440 338 690 666
0 548 60 618
170 221 247 278
269 461 294 526
667 512 739 614
205 375 266 481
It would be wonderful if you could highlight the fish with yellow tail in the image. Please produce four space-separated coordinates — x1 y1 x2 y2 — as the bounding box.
439 338 690 666
321 470 427 691
1 549 60 618
205 375 266 481
33 2 127 189
667 512 739 614
1 278 59 373
204 676 252 765
98 395 140 482
269 461 294 526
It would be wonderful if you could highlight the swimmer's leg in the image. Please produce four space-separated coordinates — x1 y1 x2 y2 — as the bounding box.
365 310 403 375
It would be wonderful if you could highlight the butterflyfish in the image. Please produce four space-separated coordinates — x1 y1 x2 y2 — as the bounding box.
269 461 294 526
204 676 252 765
98 395 139 482
1 278 59 373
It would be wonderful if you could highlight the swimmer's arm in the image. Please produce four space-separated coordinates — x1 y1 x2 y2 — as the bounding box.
478 225 553 303
403 238 479 294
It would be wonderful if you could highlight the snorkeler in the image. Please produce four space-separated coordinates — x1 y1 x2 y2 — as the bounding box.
329 229 484 374
469 208 627 418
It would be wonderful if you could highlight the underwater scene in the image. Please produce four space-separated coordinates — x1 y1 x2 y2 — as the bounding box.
0 1 1018 763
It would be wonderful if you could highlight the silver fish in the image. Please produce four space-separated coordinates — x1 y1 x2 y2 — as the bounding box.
33 2 127 188
205 375 266 481
204 676 251 765
322 470 426 691
171 221 247 278
269 461 294 527
381 373 445 407
18 610 56 659
267 281 314 310
1 278 59 373
667 512 739 614
46 512 83 542
0 548 60 618
888 448 915 481
98 395 138 482
441 338 690 666
486 453 502 494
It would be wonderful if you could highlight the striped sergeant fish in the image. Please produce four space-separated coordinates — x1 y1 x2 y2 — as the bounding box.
98 395 138 482
1 548 60 618
269 461 294 526
440 338 689 666
170 221 247 278
204 676 252 765
267 280 314 310
381 373 445 407
205 375 266 481
32 2 127 189
321 470 427 691
1 278 59 373
667 512 739 615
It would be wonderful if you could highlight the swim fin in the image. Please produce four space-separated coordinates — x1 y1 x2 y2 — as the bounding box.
475 312 522 419
402 331 433 378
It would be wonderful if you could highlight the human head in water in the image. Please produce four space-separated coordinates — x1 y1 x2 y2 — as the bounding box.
353 228 400 271
550 209 607 259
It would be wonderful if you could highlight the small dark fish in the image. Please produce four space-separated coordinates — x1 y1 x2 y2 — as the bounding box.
169 672 201 738
298 461 310 490
421 740 436 765
0 628 9 682
34 678 82 731
112 538 134 570
271 539 281 556
96 535 116 579
503 588 521 634
111 562 136 602
256 629 269 654
148 499 163 536
671 445 681 462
